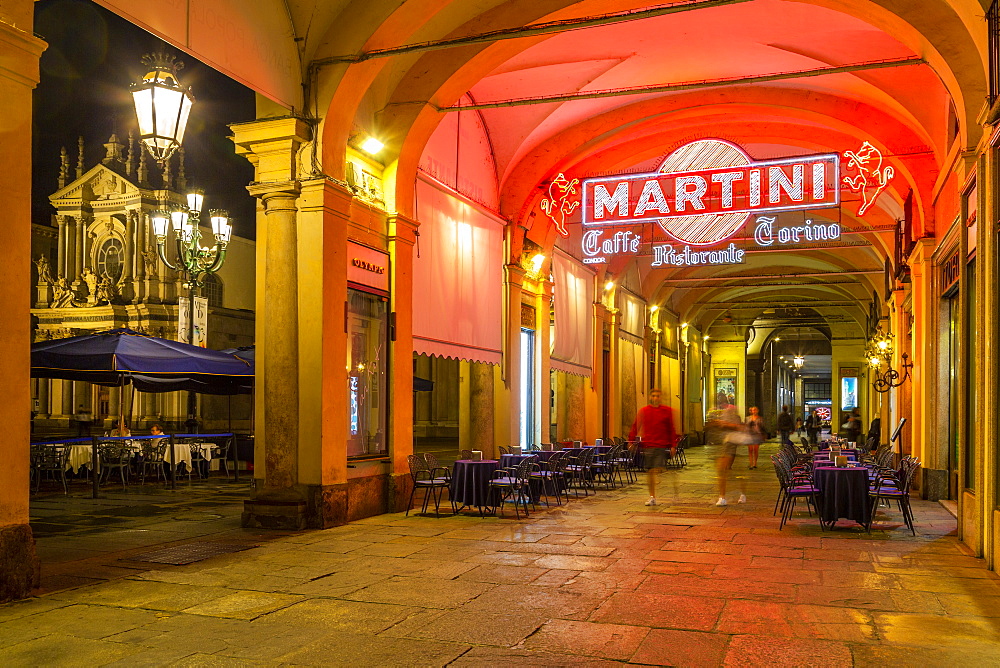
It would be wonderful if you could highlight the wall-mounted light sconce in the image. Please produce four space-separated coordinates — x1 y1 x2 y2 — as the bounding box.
866 326 912 393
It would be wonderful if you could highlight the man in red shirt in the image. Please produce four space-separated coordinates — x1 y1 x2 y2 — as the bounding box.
628 388 677 506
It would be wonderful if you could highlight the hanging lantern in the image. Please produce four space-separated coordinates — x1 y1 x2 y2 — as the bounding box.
131 53 194 165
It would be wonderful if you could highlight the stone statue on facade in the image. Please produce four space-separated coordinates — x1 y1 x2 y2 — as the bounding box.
80 267 98 303
35 255 53 285
50 276 77 308
94 274 117 305
141 248 159 278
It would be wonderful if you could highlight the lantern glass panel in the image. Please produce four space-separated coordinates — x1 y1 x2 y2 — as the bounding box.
132 88 155 136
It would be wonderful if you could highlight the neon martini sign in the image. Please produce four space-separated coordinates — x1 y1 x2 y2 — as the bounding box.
539 138 891 266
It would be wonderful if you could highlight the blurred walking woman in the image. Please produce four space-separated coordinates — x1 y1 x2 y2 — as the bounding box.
708 393 746 506
745 406 767 469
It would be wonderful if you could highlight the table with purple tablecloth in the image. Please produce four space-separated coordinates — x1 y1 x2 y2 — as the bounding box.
451 460 499 514
563 445 611 455
813 465 872 528
813 452 857 464
499 453 535 469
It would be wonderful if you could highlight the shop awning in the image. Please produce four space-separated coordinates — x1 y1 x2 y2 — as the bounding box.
619 291 647 346
551 250 594 377
413 175 504 365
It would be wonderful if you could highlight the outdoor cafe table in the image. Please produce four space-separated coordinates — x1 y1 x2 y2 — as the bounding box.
499 453 535 469
813 451 858 464
63 440 214 476
451 459 499 515
813 465 873 528
563 445 611 454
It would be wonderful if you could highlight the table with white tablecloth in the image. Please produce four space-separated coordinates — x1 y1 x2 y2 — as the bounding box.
61 441 217 473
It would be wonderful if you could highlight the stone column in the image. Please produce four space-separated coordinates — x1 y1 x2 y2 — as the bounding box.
123 209 135 301
65 216 77 284
74 216 84 281
37 378 50 419
566 373 587 439
908 239 944 497
232 117 311 528
0 0 44 601
255 187 300 494
387 214 419 510
56 216 66 277
606 307 621 437
504 265 526 446
48 379 65 420
469 362 496 455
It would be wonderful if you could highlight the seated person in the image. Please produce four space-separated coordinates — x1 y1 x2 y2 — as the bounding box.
109 419 131 437
135 423 166 468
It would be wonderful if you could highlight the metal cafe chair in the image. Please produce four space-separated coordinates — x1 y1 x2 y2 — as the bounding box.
868 456 921 535
98 442 132 489
489 459 534 519
139 439 169 484
406 454 454 517
31 444 70 494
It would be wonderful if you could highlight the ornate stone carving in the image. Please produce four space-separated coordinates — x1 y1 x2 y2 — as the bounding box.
50 276 77 308
34 255 53 285
94 274 117 305
141 248 159 278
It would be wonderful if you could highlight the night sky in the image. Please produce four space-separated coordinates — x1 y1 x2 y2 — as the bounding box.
32 0 257 238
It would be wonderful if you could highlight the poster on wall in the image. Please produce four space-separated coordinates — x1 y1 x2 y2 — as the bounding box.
714 368 737 406
841 375 858 410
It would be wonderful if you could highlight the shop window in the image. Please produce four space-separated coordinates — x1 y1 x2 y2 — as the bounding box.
347 288 388 459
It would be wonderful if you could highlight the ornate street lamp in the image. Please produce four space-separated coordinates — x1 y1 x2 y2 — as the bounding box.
151 194 232 432
150 192 232 331
866 326 912 393
131 53 194 165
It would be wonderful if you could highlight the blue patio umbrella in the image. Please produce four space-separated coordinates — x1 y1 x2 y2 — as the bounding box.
31 328 253 393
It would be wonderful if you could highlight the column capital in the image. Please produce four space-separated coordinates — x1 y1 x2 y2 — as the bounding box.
230 116 312 184
387 214 420 246
0 18 45 89
247 181 302 205
907 237 936 267
505 263 527 288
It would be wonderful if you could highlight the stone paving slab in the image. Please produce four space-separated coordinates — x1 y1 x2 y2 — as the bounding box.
6 442 1000 665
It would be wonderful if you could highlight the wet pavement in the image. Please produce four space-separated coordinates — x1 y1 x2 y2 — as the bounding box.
3 443 1000 666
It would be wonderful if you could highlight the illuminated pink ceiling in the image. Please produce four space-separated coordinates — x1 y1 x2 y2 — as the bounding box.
308 0 982 324
465 0 946 199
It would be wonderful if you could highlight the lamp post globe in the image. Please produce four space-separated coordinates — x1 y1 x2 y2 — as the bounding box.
130 52 194 165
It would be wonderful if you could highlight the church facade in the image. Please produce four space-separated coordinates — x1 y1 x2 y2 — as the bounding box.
30 132 255 436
